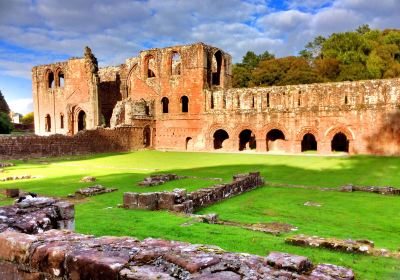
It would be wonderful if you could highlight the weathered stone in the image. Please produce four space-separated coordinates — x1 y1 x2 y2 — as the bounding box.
120 266 174 280
0 230 38 263
310 263 355 280
123 192 139 209
266 251 312 272
5 188 19 198
75 185 117 197
80 176 96 182
137 193 158 210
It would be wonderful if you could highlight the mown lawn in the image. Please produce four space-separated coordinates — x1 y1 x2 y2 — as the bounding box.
0 151 399 279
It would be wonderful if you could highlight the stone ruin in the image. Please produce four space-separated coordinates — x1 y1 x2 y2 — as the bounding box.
0 229 355 279
75 185 117 197
340 184 400 195
138 173 182 187
0 194 356 279
286 234 400 258
0 196 74 234
124 172 264 213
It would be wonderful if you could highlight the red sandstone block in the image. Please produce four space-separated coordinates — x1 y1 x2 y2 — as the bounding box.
137 193 158 210
123 192 138 208
0 261 43 280
163 252 220 273
5 189 19 198
0 231 38 263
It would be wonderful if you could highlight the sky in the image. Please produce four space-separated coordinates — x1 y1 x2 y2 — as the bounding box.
0 0 399 114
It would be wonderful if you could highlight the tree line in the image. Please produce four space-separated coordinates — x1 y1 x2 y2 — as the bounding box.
232 25 400 87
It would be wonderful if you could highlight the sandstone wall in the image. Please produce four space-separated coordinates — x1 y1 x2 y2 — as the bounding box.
0 126 147 159
124 172 264 213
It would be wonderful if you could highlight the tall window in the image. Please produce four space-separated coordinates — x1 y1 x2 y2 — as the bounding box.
60 114 64 129
171 52 181 75
48 71 54 88
210 92 214 109
45 114 51 132
146 55 156 78
161 97 169 113
58 71 64 87
181 96 189 112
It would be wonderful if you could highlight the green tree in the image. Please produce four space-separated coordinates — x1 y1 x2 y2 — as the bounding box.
21 112 34 125
0 112 13 134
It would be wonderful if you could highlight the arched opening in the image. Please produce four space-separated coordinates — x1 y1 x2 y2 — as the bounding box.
181 96 189 113
266 129 285 151
331 132 349 152
58 71 64 87
213 129 229 149
45 114 51 132
239 129 256 151
161 97 169 113
77 111 86 131
143 126 151 148
48 72 54 88
146 56 156 78
185 137 193 150
171 52 181 75
212 51 222 86
301 133 317 152
60 114 64 129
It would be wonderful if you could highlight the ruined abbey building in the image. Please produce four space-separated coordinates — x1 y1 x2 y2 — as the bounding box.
32 43 400 155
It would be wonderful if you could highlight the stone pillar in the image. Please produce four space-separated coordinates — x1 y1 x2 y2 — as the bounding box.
256 138 266 152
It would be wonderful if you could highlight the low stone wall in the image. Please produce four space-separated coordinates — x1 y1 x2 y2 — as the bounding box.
0 229 355 279
0 197 74 233
0 126 146 160
124 172 264 213
340 185 400 195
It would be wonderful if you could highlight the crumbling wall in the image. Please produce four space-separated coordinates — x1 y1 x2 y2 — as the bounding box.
0 126 147 160
124 172 263 213
0 197 74 234
0 230 354 279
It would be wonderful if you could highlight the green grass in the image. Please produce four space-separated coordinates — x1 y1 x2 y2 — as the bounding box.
1 151 400 279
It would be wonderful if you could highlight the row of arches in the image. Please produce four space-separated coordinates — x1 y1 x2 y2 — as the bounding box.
44 111 86 133
144 51 181 79
212 129 350 153
46 70 64 89
161 96 189 113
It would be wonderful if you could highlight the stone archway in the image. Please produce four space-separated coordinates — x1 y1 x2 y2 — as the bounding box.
239 129 256 151
301 133 317 152
266 129 285 151
331 132 349 152
213 129 229 149
77 111 86 131
143 126 151 148
185 137 193 150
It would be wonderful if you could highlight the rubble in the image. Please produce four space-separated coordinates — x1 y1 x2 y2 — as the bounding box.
75 185 117 197
340 184 400 195
138 173 183 186
0 196 74 234
0 175 36 181
0 162 14 168
0 229 355 279
286 234 400 258
80 176 96 182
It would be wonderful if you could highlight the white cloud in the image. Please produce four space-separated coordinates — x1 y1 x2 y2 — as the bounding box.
8 98 33 115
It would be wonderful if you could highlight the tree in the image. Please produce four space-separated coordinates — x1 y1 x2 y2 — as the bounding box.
0 90 10 114
21 112 34 125
300 35 326 61
0 112 13 134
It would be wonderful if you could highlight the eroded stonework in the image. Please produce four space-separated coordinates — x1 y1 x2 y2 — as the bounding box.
33 43 400 155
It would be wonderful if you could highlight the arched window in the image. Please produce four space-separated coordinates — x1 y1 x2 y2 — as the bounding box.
45 114 51 132
60 114 64 129
161 97 169 113
48 72 54 89
143 126 151 147
181 96 189 113
78 111 86 131
185 137 193 150
58 71 64 87
212 51 222 86
146 55 156 78
171 52 181 75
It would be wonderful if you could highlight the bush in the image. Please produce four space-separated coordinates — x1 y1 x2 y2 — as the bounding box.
0 112 13 134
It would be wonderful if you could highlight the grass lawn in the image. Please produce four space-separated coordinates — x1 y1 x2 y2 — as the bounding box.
0 151 400 279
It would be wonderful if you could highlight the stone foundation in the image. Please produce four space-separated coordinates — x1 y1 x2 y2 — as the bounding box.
0 229 355 279
0 197 75 234
124 172 264 213
340 185 400 195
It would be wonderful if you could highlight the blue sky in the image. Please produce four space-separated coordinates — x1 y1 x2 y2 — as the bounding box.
0 0 399 114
